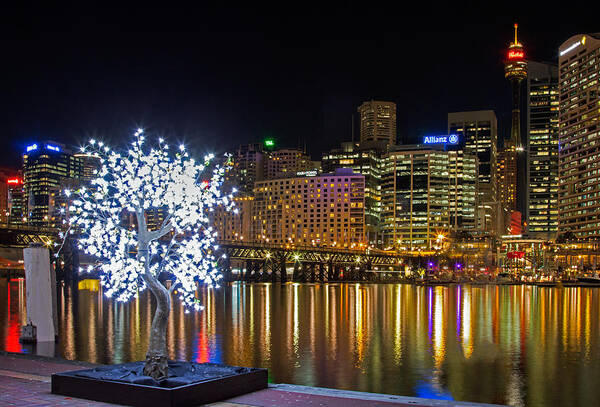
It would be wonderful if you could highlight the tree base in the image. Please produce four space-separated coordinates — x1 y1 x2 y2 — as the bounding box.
144 354 168 381
51 361 268 406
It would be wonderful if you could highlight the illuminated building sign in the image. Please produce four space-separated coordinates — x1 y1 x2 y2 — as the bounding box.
264 138 275 148
26 144 38 152
508 50 524 59
296 170 318 177
7 178 21 184
560 36 586 57
45 144 61 152
423 134 459 145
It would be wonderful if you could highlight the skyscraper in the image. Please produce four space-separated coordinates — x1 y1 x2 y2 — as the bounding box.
357 100 397 147
448 110 498 233
322 142 383 245
557 33 600 238
23 142 83 226
381 146 450 250
527 61 559 239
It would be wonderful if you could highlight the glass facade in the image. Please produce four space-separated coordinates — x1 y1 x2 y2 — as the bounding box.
527 61 559 238
558 34 600 238
382 148 449 250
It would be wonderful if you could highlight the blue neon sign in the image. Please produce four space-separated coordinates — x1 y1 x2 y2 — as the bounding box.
45 144 61 152
423 134 459 145
26 144 38 152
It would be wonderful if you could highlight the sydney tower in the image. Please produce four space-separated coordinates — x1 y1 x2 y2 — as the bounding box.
498 24 527 213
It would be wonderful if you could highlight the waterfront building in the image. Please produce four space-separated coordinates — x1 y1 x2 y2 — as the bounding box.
23 142 84 226
264 148 313 179
357 100 397 147
557 33 600 239
6 176 24 225
526 61 559 239
212 196 255 243
448 150 478 233
448 110 498 233
252 168 365 248
381 145 450 251
0 169 14 224
322 142 384 245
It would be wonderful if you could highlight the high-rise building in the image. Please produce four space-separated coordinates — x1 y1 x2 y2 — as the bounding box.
7 177 24 225
448 150 478 233
322 142 384 245
448 110 498 232
264 148 312 179
230 143 265 195
557 33 600 238
253 168 365 248
381 146 450 250
23 142 84 226
527 61 559 239
496 145 518 210
357 100 397 147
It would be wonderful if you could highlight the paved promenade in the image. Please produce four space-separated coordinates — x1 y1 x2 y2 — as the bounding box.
0 352 505 407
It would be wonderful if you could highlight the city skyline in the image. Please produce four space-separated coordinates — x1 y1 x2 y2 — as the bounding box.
1 7 599 168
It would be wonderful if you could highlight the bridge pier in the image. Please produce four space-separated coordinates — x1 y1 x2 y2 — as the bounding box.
280 257 287 283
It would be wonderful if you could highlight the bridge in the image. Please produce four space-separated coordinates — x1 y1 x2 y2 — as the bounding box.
0 226 431 283
219 240 412 283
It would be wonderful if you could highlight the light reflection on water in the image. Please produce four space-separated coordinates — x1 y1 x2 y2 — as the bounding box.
1 279 600 407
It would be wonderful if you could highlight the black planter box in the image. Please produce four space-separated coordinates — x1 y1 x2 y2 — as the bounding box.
51 361 268 407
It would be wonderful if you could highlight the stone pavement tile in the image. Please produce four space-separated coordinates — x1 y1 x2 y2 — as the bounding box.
226 389 416 407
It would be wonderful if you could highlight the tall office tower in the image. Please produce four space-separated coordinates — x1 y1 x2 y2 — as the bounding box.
253 168 365 248
73 153 101 182
357 100 397 147
264 148 312 179
381 146 450 250
448 110 498 232
527 61 559 239
496 146 517 210
23 142 83 226
448 150 478 233
557 33 600 238
6 177 24 225
230 143 265 194
322 142 384 245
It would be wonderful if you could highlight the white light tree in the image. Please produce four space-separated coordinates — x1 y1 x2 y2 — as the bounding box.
60 129 236 380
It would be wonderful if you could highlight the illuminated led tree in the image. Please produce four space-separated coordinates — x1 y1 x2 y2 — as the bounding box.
61 129 235 380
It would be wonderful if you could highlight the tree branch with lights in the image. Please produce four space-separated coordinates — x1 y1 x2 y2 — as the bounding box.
61 129 237 380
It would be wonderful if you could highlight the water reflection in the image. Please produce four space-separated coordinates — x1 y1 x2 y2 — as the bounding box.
2 280 600 406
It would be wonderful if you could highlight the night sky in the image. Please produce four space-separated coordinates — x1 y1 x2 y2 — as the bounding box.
1 5 597 168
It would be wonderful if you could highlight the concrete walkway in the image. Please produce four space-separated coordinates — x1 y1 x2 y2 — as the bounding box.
0 353 505 407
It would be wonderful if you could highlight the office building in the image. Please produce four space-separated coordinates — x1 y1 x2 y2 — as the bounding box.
527 61 559 239
252 168 365 248
448 150 478 233
496 145 518 210
557 33 600 238
322 142 384 245
448 110 498 232
381 146 450 250
230 143 265 194
23 142 84 226
357 100 397 147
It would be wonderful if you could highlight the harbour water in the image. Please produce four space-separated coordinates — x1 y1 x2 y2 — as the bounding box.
1 279 599 407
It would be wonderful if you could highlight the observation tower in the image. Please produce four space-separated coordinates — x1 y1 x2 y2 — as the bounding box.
504 23 527 149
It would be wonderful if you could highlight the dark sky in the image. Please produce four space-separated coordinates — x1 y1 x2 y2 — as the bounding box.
1 5 597 168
